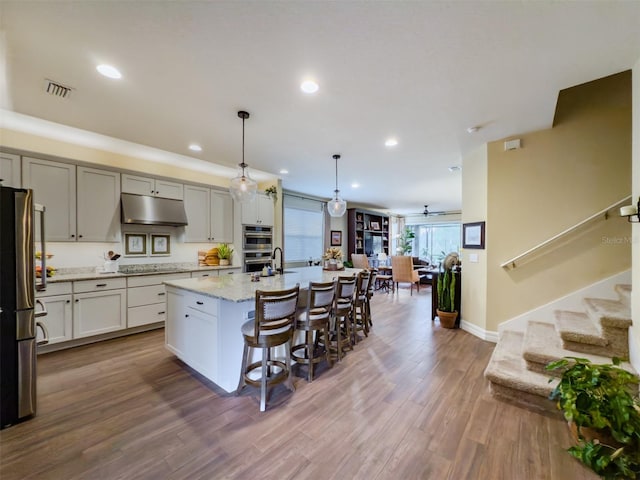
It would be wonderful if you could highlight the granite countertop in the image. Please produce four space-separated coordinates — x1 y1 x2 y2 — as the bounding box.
164 266 361 303
46 263 240 283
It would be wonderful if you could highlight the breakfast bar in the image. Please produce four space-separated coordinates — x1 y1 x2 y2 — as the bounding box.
163 266 360 392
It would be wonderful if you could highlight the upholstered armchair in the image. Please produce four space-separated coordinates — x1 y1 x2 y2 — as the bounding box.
391 255 420 295
351 254 371 269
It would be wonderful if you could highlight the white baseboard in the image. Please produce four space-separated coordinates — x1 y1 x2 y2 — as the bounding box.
460 320 499 343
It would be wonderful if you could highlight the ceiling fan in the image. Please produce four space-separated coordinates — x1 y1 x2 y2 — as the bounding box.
412 205 461 217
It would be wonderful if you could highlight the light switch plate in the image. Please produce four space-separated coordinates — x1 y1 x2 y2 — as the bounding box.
469 253 478 263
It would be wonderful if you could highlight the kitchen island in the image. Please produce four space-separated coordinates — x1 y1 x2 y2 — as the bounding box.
163 266 360 392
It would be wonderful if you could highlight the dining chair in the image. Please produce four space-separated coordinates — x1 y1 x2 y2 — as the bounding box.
391 255 421 295
351 253 370 269
291 280 336 382
236 284 300 412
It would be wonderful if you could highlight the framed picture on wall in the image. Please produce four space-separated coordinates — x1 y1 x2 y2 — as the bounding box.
330 230 342 246
463 221 485 249
151 234 171 256
124 233 147 256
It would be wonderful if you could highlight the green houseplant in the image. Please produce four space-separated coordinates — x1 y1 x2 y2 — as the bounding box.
546 357 640 479
435 253 459 329
216 243 234 266
397 227 415 255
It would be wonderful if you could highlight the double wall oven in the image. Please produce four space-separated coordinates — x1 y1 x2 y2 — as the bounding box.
242 225 273 273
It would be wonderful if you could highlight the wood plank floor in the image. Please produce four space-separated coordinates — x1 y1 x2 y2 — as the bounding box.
0 285 597 479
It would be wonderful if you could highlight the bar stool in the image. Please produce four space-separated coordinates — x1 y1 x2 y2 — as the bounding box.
291 280 336 382
366 270 377 330
328 275 356 361
236 284 300 412
352 270 370 344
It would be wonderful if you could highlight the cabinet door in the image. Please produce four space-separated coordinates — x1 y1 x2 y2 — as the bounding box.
77 167 121 242
37 294 73 345
155 179 183 200
0 152 21 187
257 194 274 226
73 289 126 338
183 185 210 242
240 198 258 225
166 289 187 356
210 190 233 243
23 157 76 242
121 174 155 196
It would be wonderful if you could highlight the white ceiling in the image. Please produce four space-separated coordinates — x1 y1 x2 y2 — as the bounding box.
1 1 640 215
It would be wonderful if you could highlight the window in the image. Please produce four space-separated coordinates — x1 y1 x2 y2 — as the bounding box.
409 222 461 264
283 194 324 263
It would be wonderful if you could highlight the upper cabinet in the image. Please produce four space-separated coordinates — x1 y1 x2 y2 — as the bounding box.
121 174 183 200
23 157 77 242
23 157 121 243
183 185 234 243
76 167 121 242
346 208 389 260
0 152 21 187
240 194 273 226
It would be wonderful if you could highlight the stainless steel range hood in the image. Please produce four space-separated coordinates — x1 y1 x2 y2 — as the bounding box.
121 193 188 226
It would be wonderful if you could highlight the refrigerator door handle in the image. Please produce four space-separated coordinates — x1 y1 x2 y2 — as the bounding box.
35 204 46 292
35 299 47 318
36 321 49 346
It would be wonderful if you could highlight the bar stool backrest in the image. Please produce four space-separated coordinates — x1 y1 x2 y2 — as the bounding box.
304 280 336 321
254 285 300 337
367 270 378 295
335 275 356 308
356 270 370 299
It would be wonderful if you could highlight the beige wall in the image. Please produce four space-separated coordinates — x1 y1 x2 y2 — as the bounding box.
1 127 231 187
485 73 632 332
461 144 489 331
631 59 640 370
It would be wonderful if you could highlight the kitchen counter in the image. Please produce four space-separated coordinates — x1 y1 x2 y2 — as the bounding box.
163 266 360 303
45 264 240 283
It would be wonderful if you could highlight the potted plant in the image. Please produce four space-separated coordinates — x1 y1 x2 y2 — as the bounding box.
265 185 277 201
436 253 459 328
396 227 415 255
546 357 640 479
216 243 233 266
323 247 343 270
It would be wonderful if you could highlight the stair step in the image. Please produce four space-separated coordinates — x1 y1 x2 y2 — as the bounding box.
484 330 558 414
555 309 630 358
523 321 635 376
615 284 632 309
584 297 632 329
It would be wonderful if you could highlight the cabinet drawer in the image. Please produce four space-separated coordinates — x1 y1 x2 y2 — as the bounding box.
191 270 217 279
127 272 190 288
128 284 167 307
219 268 241 276
185 293 218 315
74 277 127 293
128 303 166 328
36 281 72 297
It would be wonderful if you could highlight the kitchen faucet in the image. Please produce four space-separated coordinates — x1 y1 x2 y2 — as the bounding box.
272 247 283 274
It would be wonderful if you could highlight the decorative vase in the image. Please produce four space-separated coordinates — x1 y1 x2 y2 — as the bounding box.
436 309 458 329
219 259 230 266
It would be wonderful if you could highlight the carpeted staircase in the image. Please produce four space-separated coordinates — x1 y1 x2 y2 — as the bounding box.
484 284 633 414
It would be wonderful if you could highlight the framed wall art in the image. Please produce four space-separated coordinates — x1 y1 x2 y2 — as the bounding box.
462 221 485 249
151 234 171 256
330 230 342 247
124 233 147 256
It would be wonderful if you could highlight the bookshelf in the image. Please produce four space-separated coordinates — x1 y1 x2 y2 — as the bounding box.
346 208 389 261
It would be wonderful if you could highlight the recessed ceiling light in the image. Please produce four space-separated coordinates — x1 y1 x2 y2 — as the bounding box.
279 169 289 174
300 80 319 94
188 144 202 152
385 138 398 147
466 126 480 133
351 183 360 189
448 166 461 172
96 64 122 79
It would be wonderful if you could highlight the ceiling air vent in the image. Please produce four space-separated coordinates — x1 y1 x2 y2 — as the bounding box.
44 79 73 99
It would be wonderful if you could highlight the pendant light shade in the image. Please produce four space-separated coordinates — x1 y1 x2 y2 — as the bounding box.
327 154 347 217
229 111 258 203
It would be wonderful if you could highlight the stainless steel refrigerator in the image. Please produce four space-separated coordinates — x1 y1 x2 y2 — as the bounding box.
0 186 48 429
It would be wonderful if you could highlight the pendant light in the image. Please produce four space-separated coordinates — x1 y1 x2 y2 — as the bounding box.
327 154 347 217
229 110 258 203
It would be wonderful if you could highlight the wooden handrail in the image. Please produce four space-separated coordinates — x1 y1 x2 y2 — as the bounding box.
500 195 632 270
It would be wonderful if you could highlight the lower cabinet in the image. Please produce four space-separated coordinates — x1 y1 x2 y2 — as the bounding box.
127 272 190 327
36 294 73 344
73 289 127 338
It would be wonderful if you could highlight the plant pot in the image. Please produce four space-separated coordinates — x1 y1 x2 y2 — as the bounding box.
219 259 230 266
568 422 622 448
437 309 458 329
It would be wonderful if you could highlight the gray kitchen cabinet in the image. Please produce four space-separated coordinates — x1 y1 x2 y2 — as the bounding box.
73 278 126 338
184 185 234 243
121 173 183 200
36 282 73 345
0 152 21 187
126 272 189 328
77 166 121 242
23 157 77 242
240 193 273 226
